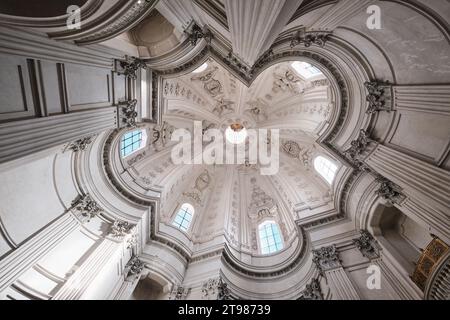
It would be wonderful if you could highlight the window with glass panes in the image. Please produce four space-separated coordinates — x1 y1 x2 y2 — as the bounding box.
314 156 337 184
121 130 143 157
172 203 195 232
259 221 283 254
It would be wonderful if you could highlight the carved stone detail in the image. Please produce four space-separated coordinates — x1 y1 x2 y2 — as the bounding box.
290 29 331 48
191 66 223 97
344 130 371 161
169 285 191 300
127 151 146 166
184 23 213 46
282 141 302 158
376 177 405 205
125 256 145 279
353 230 380 259
118 56 147 80
182 170 211 206
109 220 135 238
248 179 277 221
119 99 138 128
364 81 392 114
201 276 231 300
152 121 175 149
212 97 234 116
312 245 341 273
76 1 157 44
66 136 95 153
71 194 102 223
298 278 323 300
224 51 252 78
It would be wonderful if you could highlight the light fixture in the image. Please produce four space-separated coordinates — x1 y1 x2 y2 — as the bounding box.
192 62 208 74
225 123 247 144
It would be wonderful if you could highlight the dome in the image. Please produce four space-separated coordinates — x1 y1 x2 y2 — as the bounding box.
108 58 338 273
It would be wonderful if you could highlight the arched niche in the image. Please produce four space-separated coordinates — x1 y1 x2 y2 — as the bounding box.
370 204 433 274
130 276 170 300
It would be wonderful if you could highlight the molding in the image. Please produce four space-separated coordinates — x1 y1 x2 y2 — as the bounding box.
50 0 159 45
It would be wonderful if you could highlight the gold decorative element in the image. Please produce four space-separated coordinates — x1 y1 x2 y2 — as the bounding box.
412 237 449 291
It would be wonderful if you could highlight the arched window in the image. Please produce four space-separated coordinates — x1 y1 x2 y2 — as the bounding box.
291 61 322 79
121 129 147 157
314 156 338 184
172 203 195 232
192 62 208 74
258 221 283 254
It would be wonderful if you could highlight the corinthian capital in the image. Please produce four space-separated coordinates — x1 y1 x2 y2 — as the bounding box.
364 81 392 114
71 194 102 223
312 245 341 273
353 230 380 259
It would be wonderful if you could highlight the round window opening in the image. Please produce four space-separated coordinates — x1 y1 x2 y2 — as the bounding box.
225 123 247 144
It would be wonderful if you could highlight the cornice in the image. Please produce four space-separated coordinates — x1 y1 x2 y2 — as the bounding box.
221 226 310 279
48 0 159 45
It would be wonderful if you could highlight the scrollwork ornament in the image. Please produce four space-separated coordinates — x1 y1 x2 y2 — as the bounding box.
298 278 323 300
290 29 331 48
353 230 380 259
119 99 138 128
65 136 95 153
312 245 341 273
71 194 102 223
185 23 213 46
376 177 405 205
119 56 147 80
201 276 230 300
364 81 392 114
110 220 135 238
125 256 145 278
344 130 371 161
169 285 190 300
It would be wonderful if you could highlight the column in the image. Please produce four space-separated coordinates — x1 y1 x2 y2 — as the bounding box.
0 107 117 164
353 230 422 300
52 220 139 300
312 245 360 300
366 144 450 240
393 85 450 115
224 0 303 66
310 0 373 31
0 213 79 292
52 239 121 300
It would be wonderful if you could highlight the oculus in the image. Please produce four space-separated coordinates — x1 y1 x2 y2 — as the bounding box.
225 123 247 144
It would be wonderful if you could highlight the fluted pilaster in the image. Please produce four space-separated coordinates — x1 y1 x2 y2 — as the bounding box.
310 0 373 31
0 213 79 292
224 0 303 66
